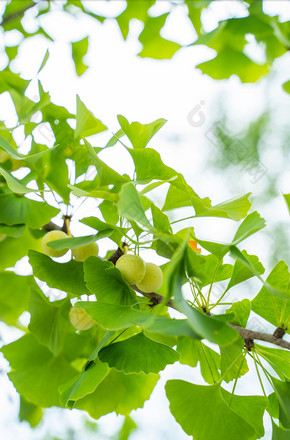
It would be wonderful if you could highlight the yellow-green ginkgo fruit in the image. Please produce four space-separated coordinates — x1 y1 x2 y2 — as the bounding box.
136 262 163 293
41 230 69 258
69 307 96 331
116 254 146 285
72 242 99 262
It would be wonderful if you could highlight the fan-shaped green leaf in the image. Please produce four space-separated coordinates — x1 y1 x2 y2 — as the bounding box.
99 332 179 374
28 250 89 296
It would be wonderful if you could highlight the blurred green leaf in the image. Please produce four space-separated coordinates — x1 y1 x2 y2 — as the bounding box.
138 14 181 59
75 368 159 418
28 286 73 355
0 272 34 325
117 115 166 149
19 396 43 428
72 37 89 76
75 95 107 138
2 334 78 407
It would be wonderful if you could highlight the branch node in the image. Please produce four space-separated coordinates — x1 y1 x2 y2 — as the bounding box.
273 327 286 339
244 338 255 351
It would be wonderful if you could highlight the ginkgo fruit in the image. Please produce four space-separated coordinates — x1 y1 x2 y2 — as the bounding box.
41 230 69 257
69 307 96 331
136 262 163 293
72 242 99 262
116 254 146 285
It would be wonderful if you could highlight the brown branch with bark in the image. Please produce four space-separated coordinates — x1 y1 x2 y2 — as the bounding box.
42 224 290 351
135 288 290 350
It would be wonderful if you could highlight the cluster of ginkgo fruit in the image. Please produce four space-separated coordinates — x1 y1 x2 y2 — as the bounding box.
41 230 164 330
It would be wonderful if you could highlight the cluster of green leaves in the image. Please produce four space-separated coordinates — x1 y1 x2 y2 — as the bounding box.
0 59 289 439
1 0 290 89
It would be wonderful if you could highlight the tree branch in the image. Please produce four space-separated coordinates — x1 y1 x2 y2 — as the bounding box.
109 244 290 350
132 286 290 350
228 323 290 351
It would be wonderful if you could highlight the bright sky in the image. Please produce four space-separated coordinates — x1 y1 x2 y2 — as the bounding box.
0 1 290 439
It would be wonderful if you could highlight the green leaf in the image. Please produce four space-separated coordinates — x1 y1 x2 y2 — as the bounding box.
117 182 152 229
226 299 251 327
75 301 201 339
256 345 290 381
193 237 230 260
251 261 290 329
231 211 266 245
80 216 126 245
116 0 154 40
226 251 265 291
0 70 29 94
117 416 137 440
59 360 109 408
0 228 42 270
128 148 177 181
37 48 49 74
2 334 77 407
75 95 107 138
272 421 290 439
166 240 239 344
47 230 111 250
0 193 59 228
151 203 172 234
0 135 58 164
220 338 248 383
84 257 137 305
0 166 36 194
28 250 90 297
19 396 43 428
221 389 266 439
117 115 167 149
105 129 125 147
196 47 269 83
84 139 128 186
282 81 290 94
192 192 252 221
190 253 232 287
45 147 70 203
28 286 73 355
162 174 199 211
138 14 181 59
271 377 290 429
98 200 119 224
177 337 220 384
283 193 290 214
0 272 33 325
71 37 89 76
75 368 159 418
166 380 255 440
0 223 25 237
99 332 179 374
